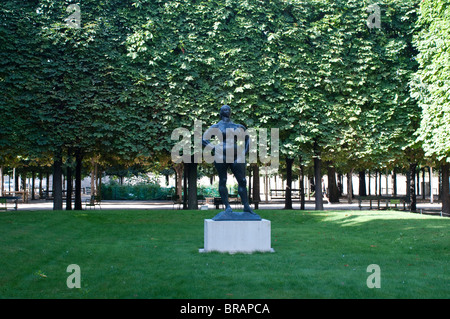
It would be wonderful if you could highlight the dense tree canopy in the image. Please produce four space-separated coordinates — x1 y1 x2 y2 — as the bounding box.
412 0 450 162
0 0 448 213
412 0 450 214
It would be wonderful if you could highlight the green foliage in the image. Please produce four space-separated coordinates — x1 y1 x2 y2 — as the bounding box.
412 0 450 163
0 0 443 176
125 0 422 170
1 0 160 166
0 1 43 161
286 0 421 170
126 0 297 149
101 180 173 200
197 184 220 198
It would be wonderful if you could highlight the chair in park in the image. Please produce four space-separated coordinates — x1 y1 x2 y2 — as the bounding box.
85 195 102 210
197 194 206 205
213 197 224 210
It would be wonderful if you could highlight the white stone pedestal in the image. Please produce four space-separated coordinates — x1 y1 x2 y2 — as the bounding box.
199 219 274 254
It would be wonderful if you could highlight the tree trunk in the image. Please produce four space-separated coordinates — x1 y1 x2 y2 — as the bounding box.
66 161 72 210
308 175 314 200
442 163 449 216
358 170 367 196
300 159 305 210
417 167 420 196
386 168 390 196
187 161 198 210
90 158 96 204
347 169 353 204
409 163 417 211
14 169 18 191
284 157 293 209
422 167 426 200
183 162 188 209
252 164 260 209
21 173 26 194
406 169 411 201
314 156 323 210
378 170 382 195
337 173 343 196
38 170 43 199
327 163 340 203
375 170 378 195
65 149 72 210
98 169 102 199
53 151 63 210
95 162 99 197
429 166 433 204
74 149 83 210
31 170 36 200
174 163 183 201
45 171 50 199
0 166 3 195
392 169 397 196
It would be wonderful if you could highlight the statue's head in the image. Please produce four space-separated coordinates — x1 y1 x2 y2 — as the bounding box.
219 105 231 119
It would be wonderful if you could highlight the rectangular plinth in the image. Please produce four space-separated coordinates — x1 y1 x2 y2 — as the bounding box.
200 219 274 253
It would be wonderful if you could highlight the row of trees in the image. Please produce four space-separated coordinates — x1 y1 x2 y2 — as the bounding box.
412 0 450 214
0 0 449 214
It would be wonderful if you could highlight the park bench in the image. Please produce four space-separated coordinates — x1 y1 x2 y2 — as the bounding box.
270 189 285 200
214 196 241 210
42 190 53 200
85 195 102 210
169 194 210 210
355 195 410 211
270 189 301 201
0 196 20 211
2 191 28 203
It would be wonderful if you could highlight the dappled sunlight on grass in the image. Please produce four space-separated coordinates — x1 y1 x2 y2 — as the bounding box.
319 210 445 227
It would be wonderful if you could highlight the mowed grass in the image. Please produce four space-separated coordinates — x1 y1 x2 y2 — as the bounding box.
0 209 448 299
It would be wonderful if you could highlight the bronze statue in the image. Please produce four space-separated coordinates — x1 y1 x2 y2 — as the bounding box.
202 105 261 220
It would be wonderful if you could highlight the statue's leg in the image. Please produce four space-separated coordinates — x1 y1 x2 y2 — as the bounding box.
214 162 232 212
230 162 255 214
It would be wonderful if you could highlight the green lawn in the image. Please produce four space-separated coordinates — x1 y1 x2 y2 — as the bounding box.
0 209 448 299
